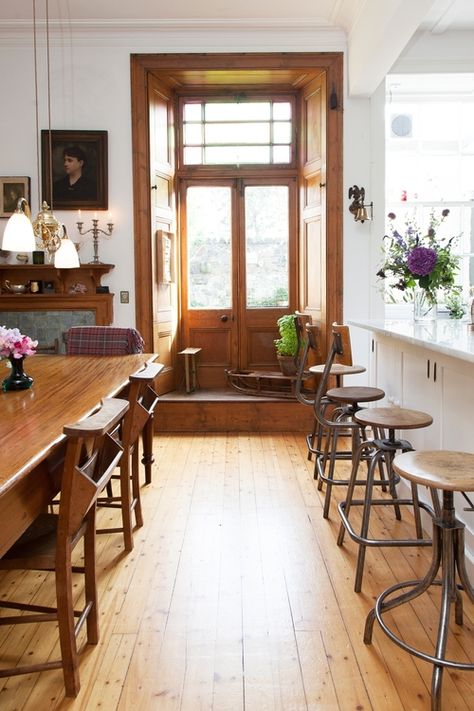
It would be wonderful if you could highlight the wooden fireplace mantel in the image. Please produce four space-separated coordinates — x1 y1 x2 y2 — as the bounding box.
0 264 114 325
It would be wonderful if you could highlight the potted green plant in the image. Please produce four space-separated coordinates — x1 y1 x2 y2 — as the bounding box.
274 314 298 375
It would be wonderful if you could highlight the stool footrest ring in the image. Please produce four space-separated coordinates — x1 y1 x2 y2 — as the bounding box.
366 579 474 671
338 499 434 547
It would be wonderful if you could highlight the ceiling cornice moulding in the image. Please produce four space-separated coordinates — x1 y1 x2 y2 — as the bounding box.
0 19 346 48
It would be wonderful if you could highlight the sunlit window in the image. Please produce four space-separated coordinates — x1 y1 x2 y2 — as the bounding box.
385 74 474 308
245 185 289 308
182 100 293 165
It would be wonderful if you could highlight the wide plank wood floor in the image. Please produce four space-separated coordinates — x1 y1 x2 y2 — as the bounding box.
0 433 472 710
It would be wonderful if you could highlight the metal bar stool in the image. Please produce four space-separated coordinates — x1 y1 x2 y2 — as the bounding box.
308 323 385 518
294 315 366 463
337 406 436 592
364 450 474 711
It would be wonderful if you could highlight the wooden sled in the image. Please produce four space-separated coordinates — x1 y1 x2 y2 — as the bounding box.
226 368 313 400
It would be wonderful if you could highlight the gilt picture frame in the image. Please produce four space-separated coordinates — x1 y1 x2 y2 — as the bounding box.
0 176 31 217
41 129 108 210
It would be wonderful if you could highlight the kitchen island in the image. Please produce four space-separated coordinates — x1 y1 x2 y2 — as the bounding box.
350 317 474 571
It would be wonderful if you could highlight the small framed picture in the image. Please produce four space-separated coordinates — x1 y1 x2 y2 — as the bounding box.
41 129 108 210
0 177 31 217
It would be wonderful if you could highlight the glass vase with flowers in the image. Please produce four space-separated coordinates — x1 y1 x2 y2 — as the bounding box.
0 326 38 391
377 209 461 322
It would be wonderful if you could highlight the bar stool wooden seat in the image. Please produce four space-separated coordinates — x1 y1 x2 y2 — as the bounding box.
337 406 436 592
364 450 474 711
307 323 385 518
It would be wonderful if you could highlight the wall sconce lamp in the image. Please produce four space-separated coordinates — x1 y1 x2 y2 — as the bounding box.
348 185 373 223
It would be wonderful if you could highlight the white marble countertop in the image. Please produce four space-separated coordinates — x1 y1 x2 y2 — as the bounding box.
350 318 474 364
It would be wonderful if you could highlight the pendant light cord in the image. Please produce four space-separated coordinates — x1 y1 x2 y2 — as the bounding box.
46 0 54 211
33 0 41 212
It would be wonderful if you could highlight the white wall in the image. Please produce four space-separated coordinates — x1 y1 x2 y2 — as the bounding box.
0 26 357 329
2 27 474 336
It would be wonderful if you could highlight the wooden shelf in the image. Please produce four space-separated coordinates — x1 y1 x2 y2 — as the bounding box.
0 264 115 325
0 263 114 295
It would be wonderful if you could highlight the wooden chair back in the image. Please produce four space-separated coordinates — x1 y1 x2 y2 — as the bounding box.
332 323 353 366
60 398 129 537
312 323 358 430
96 362 163 551
122 362 162 450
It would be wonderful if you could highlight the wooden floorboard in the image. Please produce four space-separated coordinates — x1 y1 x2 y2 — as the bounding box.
0 433 472 710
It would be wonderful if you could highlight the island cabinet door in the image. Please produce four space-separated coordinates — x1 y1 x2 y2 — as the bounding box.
440 355 474 452
372 335 402 407
400 345 442 450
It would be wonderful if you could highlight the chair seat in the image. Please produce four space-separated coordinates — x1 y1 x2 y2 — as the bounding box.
309 363 366 376
354 407 433 431
325 386 384 404
393 450 474 491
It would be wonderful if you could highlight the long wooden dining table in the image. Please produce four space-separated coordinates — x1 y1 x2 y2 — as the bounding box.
0 353 157 557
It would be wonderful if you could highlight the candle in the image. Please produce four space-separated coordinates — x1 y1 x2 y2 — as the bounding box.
93 211 98 220
108 211 113 222
78 209 82 220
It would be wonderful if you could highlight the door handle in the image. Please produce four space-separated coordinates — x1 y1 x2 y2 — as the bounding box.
220 315 229 322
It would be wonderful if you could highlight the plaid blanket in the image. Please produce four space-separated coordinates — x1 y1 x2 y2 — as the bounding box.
66 326 145 355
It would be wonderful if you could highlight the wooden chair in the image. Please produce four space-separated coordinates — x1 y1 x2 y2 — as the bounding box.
64 326 161 485
36 337 60 354
65 326 145 355
97 362 163 550
0 397 129 697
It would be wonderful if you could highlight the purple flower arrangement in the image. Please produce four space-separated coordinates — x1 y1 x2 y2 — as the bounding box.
377 209 460 302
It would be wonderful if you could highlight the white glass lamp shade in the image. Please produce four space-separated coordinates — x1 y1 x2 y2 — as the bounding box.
2 212 36 252
54 236 80 268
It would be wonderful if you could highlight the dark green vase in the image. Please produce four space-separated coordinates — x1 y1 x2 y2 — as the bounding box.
2 355 34 391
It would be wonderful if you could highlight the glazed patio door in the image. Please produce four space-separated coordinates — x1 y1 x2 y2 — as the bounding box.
180 178 297 388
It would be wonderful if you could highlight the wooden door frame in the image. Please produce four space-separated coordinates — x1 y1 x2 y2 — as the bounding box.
130 52 343 352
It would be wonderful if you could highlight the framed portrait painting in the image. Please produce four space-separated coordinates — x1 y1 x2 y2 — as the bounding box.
0 176 31 217
41 129 108 210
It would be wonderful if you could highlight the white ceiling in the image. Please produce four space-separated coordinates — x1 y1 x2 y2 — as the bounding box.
1 1 473 97
0 0 473 30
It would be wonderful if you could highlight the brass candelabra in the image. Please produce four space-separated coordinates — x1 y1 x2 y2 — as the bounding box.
76 215 114 264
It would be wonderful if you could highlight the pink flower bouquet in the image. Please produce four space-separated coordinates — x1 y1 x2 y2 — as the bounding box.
0 326 38 359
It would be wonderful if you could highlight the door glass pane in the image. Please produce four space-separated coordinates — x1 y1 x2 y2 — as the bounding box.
186 186 232 309
245 185 289 308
